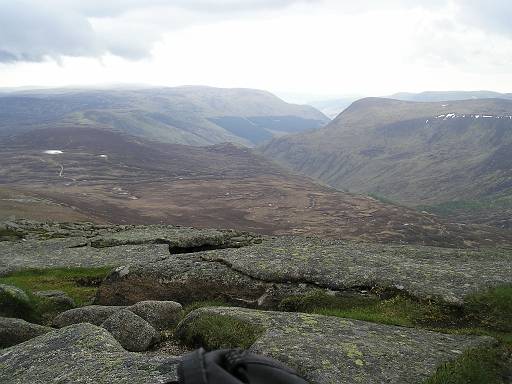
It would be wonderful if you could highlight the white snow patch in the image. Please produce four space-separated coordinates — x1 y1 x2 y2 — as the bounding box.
43 150 63 155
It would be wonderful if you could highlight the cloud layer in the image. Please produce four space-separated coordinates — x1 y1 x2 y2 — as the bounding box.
0 0 308 62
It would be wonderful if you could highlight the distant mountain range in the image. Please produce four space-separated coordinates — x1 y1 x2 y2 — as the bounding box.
261 97 512 228
389 90 512 102
0 86 329 146
308 91 512 119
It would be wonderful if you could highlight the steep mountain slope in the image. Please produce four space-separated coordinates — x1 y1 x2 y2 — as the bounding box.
0 86 329 146
261 97 512 227
1 126 510 247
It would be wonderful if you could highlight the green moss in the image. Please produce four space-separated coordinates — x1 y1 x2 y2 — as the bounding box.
0 288 36 321
0 267 112 307
424 346 511 384
178 313 263 350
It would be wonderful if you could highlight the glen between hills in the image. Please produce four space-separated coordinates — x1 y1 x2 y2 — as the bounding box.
0 126 510 248
262 97 512 229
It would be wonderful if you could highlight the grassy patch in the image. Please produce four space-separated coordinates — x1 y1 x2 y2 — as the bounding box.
279 290 458 328
0 267 112 307
418 194 512 217
424 346 511 384
367 193 399 206
465 286 512 332
178 313 263 350
278 286 511 334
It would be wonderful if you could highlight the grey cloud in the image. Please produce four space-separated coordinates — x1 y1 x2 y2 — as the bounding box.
0 0 308 63
1 0 510 64
457 0 512 36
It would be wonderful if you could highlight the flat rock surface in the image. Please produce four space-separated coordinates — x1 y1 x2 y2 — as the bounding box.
98 237 512 306
0 220 260 276
0 323 179 384
177 307 494 384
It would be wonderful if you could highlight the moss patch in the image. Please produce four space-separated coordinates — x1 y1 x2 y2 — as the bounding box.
178 313 263 350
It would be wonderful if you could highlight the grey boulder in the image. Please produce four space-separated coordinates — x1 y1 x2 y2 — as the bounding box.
0 323 179 384
128 300 183 331
101 309 160 352
0 317 53 348
52 305 126 328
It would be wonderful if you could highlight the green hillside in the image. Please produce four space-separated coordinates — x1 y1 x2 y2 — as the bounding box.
261 97 512 228
0 86 329 146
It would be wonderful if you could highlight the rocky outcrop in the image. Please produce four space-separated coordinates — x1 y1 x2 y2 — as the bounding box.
176 307 495 384
52 305 126 328
0 323 179 384
0 221 261 276
96 237 512 307
101 309 160 352
0 317 53 348
128 300 182 331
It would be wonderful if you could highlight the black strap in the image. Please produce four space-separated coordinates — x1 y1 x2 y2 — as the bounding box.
172 348 309 384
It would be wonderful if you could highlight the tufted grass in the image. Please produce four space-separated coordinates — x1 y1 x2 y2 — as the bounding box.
424 346 511 384
177 313 263 350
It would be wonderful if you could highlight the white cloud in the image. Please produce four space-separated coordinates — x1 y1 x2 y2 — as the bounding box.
0 0 511 95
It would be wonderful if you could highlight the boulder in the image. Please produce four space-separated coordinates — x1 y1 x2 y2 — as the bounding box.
52 305 126 328
0 284 32 319
33 290 76 311
128 300 183 331
101 309 160 352
0 323 179 384
176 306 495 384
0 317 52 348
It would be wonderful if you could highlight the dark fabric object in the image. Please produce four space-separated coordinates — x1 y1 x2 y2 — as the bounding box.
169 348 309 384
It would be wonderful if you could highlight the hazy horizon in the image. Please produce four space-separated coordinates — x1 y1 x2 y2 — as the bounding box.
1 0 511 98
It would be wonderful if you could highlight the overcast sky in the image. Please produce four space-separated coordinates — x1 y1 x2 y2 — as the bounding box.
0 0 511 99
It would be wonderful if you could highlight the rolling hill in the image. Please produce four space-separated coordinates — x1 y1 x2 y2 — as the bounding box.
0 86 329 146
1 125 510 247
261 97 512 228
